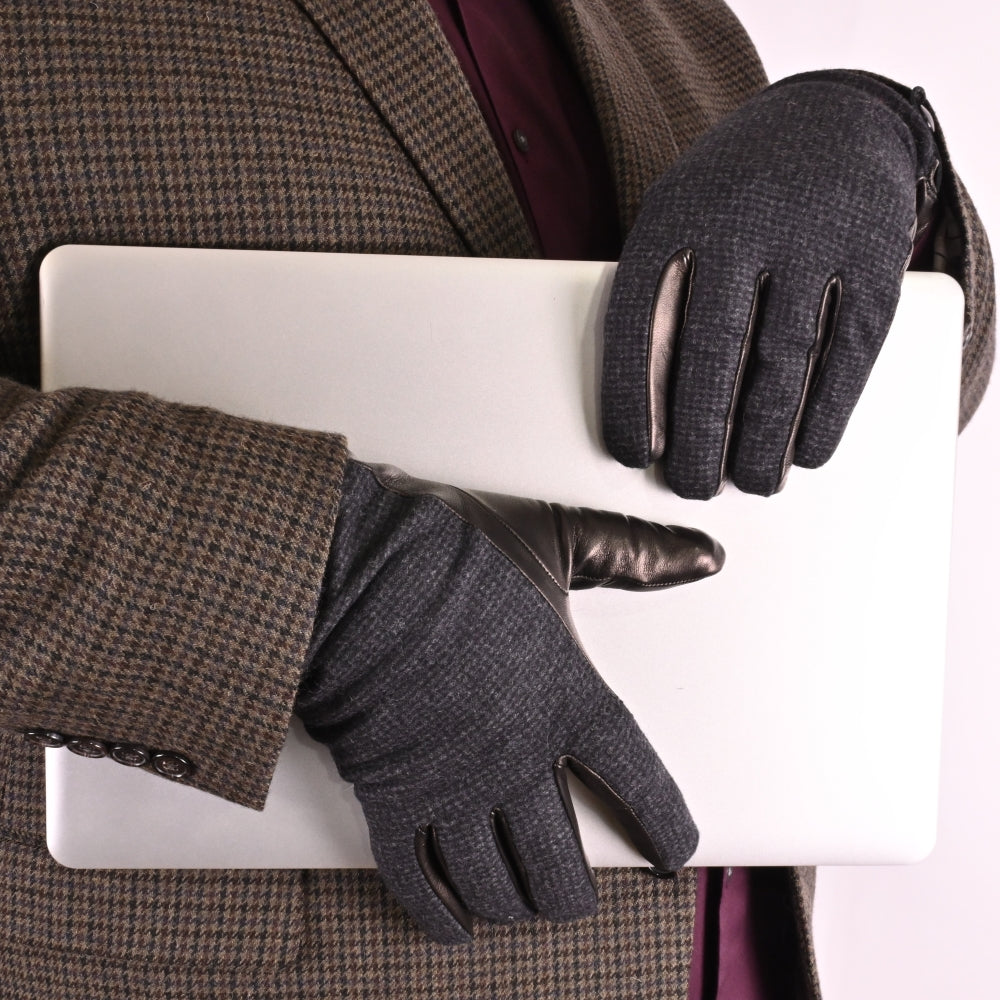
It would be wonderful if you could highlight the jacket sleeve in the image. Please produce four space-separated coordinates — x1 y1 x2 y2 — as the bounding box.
933 160 995 429
0 375 348 810
858 71 995 428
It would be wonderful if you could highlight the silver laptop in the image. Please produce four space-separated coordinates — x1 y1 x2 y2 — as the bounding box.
39 245 962 869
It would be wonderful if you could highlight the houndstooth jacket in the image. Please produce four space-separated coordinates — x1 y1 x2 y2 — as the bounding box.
0 2 993 997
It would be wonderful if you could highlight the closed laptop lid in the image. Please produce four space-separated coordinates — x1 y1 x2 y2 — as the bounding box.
38 245 962 868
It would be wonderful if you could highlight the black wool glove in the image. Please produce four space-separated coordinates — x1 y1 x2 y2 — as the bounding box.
602 70 941 499
295 459 723 943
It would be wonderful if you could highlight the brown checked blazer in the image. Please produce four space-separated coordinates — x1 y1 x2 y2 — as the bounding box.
0 2 993 998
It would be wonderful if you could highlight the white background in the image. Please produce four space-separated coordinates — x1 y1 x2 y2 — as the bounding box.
725 1 999 996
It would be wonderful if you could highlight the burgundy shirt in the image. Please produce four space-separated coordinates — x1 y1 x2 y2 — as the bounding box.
426 0 618 261
423 2 793 999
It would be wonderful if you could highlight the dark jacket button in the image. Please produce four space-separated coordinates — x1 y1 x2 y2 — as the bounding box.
152 751 193 780
23 728 66 748
66 736 109 758
110 742 151 767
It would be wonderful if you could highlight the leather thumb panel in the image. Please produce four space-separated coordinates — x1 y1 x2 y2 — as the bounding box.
364 464 723 635
553 505 724 591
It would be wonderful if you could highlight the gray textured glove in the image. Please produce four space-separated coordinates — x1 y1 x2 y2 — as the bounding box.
602 70 941 499
295 459 723 943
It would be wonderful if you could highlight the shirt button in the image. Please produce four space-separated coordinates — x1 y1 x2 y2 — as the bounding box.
23 728 66 748
110 742 151 768
152 751 194 780
66 736 109 759
512 128 530 153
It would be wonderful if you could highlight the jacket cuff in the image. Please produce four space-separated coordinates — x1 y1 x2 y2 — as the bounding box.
2 383 348 810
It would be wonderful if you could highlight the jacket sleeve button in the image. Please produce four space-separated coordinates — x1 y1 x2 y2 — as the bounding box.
152 751 194 780
66 736 110 758
23 728 66 748
110 742 151 767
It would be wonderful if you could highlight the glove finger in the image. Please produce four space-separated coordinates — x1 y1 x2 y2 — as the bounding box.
369 821 475 944
661 253 763 499
501 778 599 922
727 270 839 496
558 505 725 591
602 244 695 468
793 265 906 469
433 813 537 923
564 694 698 873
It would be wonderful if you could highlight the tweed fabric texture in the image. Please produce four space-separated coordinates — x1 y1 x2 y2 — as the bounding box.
3 734 699 1000
0 0 479 388
548 0 770 235
0 0 992 997
0 383 346 808
937 158 995 431
0 861 697 999
293 0 539 261
602 71 941 498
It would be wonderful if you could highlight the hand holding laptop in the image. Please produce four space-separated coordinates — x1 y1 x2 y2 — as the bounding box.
602 70 941 500
295 459 723 943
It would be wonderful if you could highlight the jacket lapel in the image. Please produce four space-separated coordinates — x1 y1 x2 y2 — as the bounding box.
547 0 678 239
293 0 537 259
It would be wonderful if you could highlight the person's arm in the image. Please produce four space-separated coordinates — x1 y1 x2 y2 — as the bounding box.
3 375 348 809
